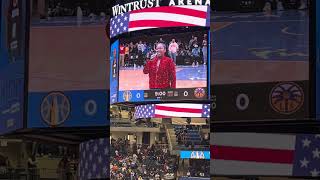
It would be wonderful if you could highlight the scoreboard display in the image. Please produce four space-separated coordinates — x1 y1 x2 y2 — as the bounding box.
211 5 310 122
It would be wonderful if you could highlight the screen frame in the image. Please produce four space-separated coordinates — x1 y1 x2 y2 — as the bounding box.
210 3 314 124
111 26 211 105
26 1 109 128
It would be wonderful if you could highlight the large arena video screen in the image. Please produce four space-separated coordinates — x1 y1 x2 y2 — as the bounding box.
27 0 108 128
0 0 26 134
211 2 310 122
110 1 210 103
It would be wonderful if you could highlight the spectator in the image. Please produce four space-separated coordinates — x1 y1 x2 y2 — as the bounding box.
202 34 208 65
169 39 179 64
27 154 38 180
189 35 195 48
191 43 201 67
159 37 165 44
57 156 68 180
119 43 125 67
125 44 130 66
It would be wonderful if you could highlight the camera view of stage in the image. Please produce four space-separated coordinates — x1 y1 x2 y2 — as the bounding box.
113 27 209 102
119 29 208 91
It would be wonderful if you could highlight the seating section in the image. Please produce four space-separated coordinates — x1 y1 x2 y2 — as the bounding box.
174 126 203 146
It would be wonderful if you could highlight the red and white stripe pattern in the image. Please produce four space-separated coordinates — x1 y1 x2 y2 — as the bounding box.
154 103 206 118
211 133 296 176
110 5 209 38
134 103 210 119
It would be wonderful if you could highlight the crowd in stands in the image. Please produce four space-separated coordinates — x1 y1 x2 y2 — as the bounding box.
44 0 107 20
261 0 308 12
110 138 178 179
174 125 209 148
119 34 208 67
35 143 78 179
111 119 159 128
184 159 210 178
56 154 78 180
36 144 73 158
110 106 134 120
47 1 75 17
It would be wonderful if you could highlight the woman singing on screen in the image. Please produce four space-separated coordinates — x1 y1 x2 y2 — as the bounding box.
143 43 176 89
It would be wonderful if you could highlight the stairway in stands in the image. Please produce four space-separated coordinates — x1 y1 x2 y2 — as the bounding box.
165 124 179 155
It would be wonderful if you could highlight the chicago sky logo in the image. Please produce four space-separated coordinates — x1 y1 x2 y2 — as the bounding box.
269 82 304 115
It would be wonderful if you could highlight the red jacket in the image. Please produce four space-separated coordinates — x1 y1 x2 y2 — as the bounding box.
143 56 176 89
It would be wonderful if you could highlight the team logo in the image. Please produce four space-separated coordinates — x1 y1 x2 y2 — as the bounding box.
269 82 304 115
191 151 205 159
41 92 70 127
194 88 205 98
123 91 132 102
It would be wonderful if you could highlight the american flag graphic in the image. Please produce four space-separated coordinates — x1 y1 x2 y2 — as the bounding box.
110 5 210 38
134 103 210 118
211 133 320 177
79 138 109 180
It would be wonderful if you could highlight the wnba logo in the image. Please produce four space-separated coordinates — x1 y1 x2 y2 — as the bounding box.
194 88 205 98
191 151 205 159
269 82 304 115
123 91 132 102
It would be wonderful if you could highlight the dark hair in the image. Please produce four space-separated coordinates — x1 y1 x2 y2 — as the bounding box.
156 42 166 50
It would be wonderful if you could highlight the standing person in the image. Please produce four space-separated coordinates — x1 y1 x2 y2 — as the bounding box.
137 41 144 67
4 156 11 168
5 157 12 176
27 154 38 180
191 43 200 67
142 42 148 55
137 41 144 53
143 43 176 89
189 35 195 49
132 43 139 68
263 1 272 12
69 154 78 180
76 6 83 27
299 0 307 9
276 0 284 10
159 38 165 44
125 44 130 66
128 110 133 121
119 44 125 67
57 156 67 180
168 39 179 64
153 40 159 51
202 34 208 65
66 156 73 180
112 48 118 78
